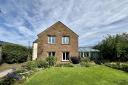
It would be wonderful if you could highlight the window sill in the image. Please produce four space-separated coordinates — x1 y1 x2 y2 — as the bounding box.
61 60 69 62
48 43 56 45
62 44 70 45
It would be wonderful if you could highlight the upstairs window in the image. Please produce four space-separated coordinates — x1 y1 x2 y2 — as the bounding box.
62 36 69 44
48 36 56 44
48 52 55 57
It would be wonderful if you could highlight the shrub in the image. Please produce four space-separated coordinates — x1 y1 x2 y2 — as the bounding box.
120 64 128 72
94 59 102 65
0 76 15 85
80 57 90 62
14 68 35 81
104 62 128 72
80 62 91 67
80 57 91 67
70 57 80 64
22 61 37 70
36 60 49 68
2 44 31 64
55 63 74 67
7 72 22 80
0 72 22 85
94 33 128 62
46 56 56 66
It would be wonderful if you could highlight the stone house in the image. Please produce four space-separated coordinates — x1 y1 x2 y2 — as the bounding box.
32 21 79 63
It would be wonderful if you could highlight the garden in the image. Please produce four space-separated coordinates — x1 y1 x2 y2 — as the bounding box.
0 56 128 85
0 33 128 85
20 66 128 85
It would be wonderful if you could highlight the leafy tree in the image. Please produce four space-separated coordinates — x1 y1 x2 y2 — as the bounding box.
95 33 128 62
2 44 32 64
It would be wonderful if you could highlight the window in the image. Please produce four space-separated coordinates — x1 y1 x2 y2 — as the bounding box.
62 52 69 61
48 52 55 57
48 36 56 44
62 36 69 44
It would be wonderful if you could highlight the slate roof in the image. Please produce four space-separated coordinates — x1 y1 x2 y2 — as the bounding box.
33 39 38 43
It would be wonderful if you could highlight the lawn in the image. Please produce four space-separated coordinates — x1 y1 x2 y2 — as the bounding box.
21 65 128 85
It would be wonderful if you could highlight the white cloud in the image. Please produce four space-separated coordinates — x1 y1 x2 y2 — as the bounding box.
0 0 128 46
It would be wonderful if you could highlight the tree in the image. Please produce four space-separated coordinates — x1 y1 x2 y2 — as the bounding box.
2 44 32 64
95 33 128 62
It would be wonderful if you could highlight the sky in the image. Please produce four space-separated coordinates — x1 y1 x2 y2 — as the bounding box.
0 0 128 46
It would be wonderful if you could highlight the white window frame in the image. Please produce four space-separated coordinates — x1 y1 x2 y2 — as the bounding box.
48 52 55 57
62 36 69 44
48 36 56 44
62 52 69 61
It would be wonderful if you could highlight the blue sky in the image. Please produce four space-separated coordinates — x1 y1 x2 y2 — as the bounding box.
0 0 128 46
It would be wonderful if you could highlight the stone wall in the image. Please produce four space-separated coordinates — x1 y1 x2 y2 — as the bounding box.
36 21 79 63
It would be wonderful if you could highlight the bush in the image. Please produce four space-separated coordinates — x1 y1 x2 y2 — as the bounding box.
80 57 90 62
104 62 128 72
0 76 15 85
70 57 80 64
94 33 128 62
36 60 49 68
80 62 91 67
0 59 50 85
2 44 31 64
22 59 50 70
94 59 102 65
120 64 128 72
0 72 22 85
55 63 74 67
14 68 36 82
7 72 22 80
22 61 37 70
80 58 91 67
46 56 56 66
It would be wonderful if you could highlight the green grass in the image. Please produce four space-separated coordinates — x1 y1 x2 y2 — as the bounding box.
21 65 128 85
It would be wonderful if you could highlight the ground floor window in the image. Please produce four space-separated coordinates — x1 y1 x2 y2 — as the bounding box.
48 52 55 57
62 52 69 61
